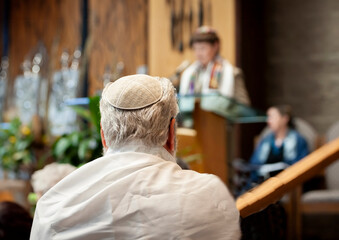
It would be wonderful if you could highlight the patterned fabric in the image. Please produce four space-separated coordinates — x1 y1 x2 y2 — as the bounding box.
179 56 250 105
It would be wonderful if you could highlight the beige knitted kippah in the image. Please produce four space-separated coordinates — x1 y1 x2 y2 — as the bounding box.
102 74 163 110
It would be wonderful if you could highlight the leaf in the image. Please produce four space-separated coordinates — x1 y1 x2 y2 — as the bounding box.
22 154 32 165
28 192 38 205
70 132 80 146
16 140 30 151
54 138 71 157
88 96 101 133
49 96 102 166
78 139 89 160
0 147 6 157
59 155 71 164
0 130 7 141
9 118 21 132
71 106 91 121
12 151 26 161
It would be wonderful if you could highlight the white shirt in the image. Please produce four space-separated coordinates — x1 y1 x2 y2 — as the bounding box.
179 57 234 97
30 141 240 240
179 57 235 113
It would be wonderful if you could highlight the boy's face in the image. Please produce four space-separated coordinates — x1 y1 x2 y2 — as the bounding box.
192 42 218 67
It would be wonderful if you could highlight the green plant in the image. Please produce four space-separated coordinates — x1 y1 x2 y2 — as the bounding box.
0 118 35 173
52 96 102 167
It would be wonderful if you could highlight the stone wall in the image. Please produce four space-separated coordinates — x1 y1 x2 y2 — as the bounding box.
264 0 339 134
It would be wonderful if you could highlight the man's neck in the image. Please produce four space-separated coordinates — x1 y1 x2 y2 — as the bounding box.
105 140 176 163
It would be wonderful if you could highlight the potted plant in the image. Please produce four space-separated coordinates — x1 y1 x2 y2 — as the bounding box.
51 96 102 167
0 118 35 179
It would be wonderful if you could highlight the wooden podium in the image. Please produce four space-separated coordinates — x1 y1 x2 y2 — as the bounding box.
193 103 229 184
176 96 266 186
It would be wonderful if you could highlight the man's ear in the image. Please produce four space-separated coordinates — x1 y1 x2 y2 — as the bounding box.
100 124 107 149
164 118 176 154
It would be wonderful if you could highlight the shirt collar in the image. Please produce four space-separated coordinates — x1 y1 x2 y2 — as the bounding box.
105 140 176 163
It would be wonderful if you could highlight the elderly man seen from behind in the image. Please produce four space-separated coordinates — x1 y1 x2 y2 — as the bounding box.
30 74 240 239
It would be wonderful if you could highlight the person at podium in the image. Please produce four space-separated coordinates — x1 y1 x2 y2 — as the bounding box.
178 26 250 127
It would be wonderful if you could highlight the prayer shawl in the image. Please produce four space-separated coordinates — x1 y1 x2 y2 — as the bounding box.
250 129 309 180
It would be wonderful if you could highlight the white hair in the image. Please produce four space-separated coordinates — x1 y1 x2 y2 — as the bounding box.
100 77 179 148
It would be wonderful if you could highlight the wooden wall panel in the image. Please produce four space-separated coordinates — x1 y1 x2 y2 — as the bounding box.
8 0 82 89
88 0 147 95
148 0 236 77
212 0 236 65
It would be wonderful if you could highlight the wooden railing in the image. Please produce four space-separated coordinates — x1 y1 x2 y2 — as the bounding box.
236 137 339 218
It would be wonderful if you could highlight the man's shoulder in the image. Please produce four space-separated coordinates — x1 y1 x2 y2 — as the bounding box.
31 154 240 239
171 170 240 238
174 170 235 204
177 170 225 188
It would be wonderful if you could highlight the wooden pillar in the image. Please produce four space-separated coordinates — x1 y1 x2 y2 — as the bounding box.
286 186 302 240
88 0 148 95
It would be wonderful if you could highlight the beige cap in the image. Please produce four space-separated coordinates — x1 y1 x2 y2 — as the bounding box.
102 74 163 110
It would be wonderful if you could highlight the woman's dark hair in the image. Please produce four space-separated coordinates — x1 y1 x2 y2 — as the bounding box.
272 104 295 129
0 201 33 240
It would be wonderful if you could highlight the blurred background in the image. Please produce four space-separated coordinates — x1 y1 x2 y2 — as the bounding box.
1 0 339 239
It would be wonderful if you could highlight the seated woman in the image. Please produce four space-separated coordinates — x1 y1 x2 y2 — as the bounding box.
250 105 309 184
